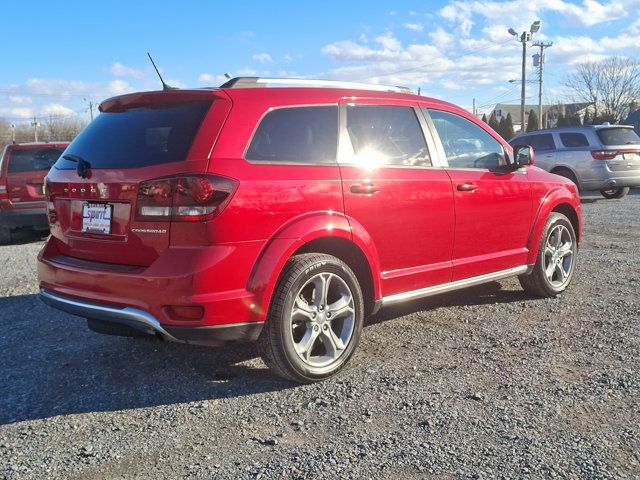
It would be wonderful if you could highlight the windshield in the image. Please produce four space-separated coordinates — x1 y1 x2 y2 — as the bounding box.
597 127 640 146
54 101 211 170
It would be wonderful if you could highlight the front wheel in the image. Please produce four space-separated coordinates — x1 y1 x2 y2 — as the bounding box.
600 187 629 199
519 212 577 298
259 253 364 383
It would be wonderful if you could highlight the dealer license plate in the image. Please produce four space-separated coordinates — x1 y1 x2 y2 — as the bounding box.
81 203 113 234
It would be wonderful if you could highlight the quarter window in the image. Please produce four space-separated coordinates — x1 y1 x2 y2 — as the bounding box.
559 132 589 148
427 109 505 169
246 106 338 163
345 106 431 167
519 133 555 152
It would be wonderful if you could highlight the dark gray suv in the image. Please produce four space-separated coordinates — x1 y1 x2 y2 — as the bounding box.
510 125 640 198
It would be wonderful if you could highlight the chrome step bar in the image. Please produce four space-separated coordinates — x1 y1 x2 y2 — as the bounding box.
381 265 530 306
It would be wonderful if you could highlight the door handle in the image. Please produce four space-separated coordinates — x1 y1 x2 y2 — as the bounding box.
457 182 478 192
350 183 380 195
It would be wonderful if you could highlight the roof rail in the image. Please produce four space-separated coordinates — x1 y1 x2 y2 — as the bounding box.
219 77 413 94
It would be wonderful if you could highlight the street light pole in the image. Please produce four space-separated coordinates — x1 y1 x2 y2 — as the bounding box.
508 21 540 133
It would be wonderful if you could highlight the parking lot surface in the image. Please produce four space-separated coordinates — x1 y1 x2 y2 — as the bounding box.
0 193 638 479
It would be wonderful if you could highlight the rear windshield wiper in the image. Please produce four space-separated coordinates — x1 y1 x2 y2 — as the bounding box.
63 154 92 179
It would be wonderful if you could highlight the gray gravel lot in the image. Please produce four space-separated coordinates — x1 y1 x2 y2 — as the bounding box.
0 193 639 479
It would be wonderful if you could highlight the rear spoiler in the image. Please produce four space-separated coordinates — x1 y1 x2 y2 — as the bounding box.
99 89 230 113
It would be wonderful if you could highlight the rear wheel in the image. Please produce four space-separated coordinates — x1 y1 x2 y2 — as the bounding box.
600 187 629 199
259 253 364 383
519 212 577 298
0 226 12 245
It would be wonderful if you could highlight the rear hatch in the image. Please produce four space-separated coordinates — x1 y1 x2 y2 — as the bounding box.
45 90 232 267
593 126 640 172
1 144 66 208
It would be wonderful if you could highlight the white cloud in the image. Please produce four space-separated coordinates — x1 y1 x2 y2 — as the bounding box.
9 108 33 119
429 27 455 48
8 96 32 105
107 80 133 95
42 103 76 117
109 62 145 79
198 73 228 84
403 23 423 31
252 53 273 64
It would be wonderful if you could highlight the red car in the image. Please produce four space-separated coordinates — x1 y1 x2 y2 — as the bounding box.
0 142 68 244
37 78 581 383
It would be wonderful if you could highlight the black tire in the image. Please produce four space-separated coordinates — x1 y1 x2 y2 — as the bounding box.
0 226 13 245
259 253 364 383
552 168 580 191
87 318 148 337
519 212 577 298
600 187 629 199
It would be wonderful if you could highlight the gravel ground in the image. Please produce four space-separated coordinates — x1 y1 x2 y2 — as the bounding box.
1 192 638 479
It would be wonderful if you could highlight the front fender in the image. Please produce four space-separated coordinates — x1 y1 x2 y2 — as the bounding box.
246 212 382 320
526 186 582 265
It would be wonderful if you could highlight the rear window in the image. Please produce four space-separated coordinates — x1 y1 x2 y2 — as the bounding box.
8 148 64 173
54 101 211 170
518 133 555 152
596 128 640 146
559 132 589 148
245 106 338 163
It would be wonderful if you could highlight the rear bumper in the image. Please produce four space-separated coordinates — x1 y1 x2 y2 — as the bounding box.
0 206 48 229
581 172 640 191
39 289 263 346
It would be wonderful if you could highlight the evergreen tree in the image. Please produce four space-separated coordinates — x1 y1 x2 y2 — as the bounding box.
481 113 488 123
526 109 539 132
504 113 515 140
582 112 592 125
556 113 567 127
498 117 507 139
567 113 582 126
488 113 500 131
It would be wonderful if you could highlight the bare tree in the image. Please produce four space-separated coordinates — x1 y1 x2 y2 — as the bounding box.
0 116 87 151
564 56 640 123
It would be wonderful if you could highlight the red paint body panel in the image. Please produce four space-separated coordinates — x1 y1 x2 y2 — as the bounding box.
37 86 582 334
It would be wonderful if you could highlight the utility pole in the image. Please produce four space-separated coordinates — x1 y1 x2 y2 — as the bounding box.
508 21 541 133
10 124 15 143
85 98 95 121
473 98 477 116
30 117 40 142
533 42 553 129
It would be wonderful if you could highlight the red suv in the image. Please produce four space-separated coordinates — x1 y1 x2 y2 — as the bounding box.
37 78 581 382
0 142 68 243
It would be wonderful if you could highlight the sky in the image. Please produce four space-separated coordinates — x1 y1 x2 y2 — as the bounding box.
1 0 639 124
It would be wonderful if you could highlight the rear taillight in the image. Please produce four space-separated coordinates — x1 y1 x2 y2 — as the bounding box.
136 175 237 222
0 182 7 200
591 150 618 160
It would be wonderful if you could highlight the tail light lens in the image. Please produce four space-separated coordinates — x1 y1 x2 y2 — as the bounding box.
591 150 618 160
136 175 237 222
0 182 8 200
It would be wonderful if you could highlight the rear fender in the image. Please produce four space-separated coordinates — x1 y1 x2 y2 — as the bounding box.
526 186 582 265
247 212 382 320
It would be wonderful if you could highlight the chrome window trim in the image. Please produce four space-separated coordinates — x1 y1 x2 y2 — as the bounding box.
243 103 340 165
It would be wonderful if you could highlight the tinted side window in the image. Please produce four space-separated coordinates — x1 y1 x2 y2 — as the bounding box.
427 109 505 169
346 106 431 167
8 148 64 173
520 134 555 152
246 106 338 163
559 133 589 148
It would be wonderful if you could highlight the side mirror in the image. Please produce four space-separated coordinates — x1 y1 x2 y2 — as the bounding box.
512 144 536 166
